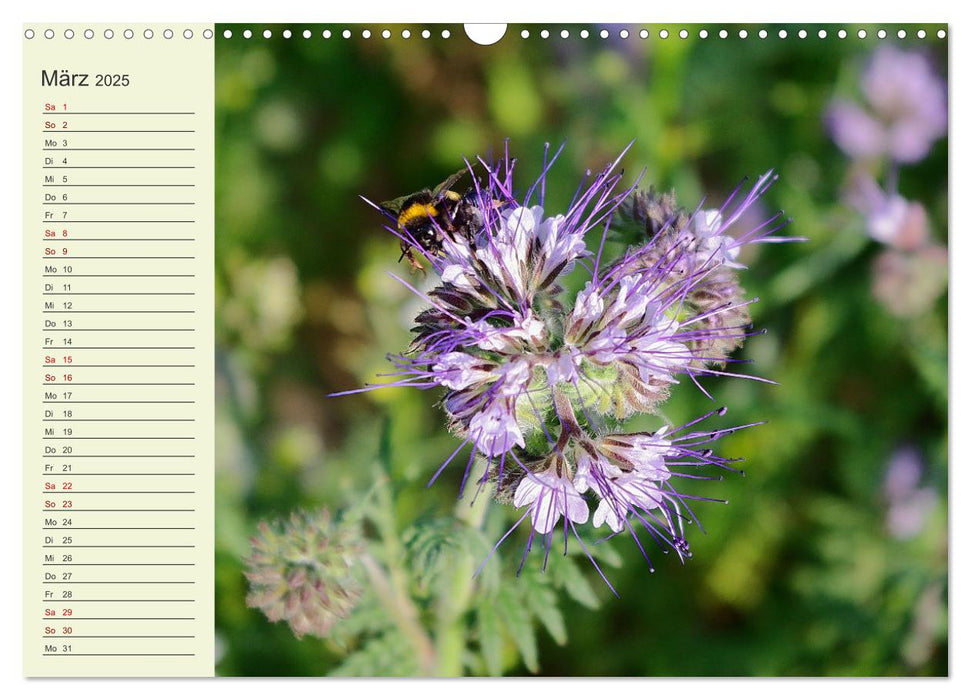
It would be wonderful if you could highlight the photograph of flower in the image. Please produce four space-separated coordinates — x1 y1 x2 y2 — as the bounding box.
212 24 947 676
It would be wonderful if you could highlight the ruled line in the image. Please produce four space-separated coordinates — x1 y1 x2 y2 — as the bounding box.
42 564 195 567
42 401 196 404
42 166 196 169
41 202 196 205
42 382 196 385
42 654 197 658
42 437 195 440
43 274 196 277
42 492 195 495
41 654 197 657
42 365 196 368
43 130 195 133
41 416 196 419
43 148 196 151
43 617 196 619
43 111 197 115
41 239 197 242
38 455 195 458
43 636 196 639
43 221 196 224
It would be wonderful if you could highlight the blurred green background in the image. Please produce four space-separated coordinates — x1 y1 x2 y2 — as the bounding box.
213 24 947 676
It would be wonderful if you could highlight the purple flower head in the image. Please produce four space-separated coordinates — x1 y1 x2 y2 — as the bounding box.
483 407 758 580
608 172 798 372
845 169 930 250
826 46 947 164
882 446 938 540
338 143 798 583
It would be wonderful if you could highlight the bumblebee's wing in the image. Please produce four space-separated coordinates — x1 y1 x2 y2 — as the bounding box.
430 167 470 198
380 165 471 214
379 193 412 214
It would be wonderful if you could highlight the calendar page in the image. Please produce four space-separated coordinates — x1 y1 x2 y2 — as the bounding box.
19 19 950 680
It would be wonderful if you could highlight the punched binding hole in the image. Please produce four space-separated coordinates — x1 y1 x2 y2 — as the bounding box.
462 24 508 46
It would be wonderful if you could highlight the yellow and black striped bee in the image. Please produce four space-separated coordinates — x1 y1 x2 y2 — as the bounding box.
382 169 484 272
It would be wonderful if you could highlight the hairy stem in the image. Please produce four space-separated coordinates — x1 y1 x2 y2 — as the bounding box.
432 463 492 676
368 474 437 676
358 553 436 675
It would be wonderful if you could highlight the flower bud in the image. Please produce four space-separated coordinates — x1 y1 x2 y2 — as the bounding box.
244 509 363 639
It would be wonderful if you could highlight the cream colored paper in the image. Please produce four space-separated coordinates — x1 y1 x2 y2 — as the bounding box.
23 24 215 677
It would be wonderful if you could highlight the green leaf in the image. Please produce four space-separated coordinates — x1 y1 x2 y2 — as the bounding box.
495 587 538 673
523 579 567 645
587 539 623 569
476 601 505 676
551 557 600 610
461 522 502 595
327 589 393 648
329 629 418 677
403 516 467 594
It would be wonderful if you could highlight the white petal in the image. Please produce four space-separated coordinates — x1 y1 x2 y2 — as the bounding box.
604 505 625 533
531 489 561 534
513 475 542 508
593 500 624 533
562 490 590 525
592 501 608 528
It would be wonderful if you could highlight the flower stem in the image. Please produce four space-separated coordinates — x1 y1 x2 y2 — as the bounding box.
368 473 437 675
432 463 492 676
359 552 436 676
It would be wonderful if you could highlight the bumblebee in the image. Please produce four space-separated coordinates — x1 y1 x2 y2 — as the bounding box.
382 169 484 272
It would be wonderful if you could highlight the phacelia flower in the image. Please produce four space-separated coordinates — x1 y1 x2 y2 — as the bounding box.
845 168 930 250
513 460 590 535
826 46 947 164
883 446 938 540
338 143 797 582
826 51 948 321
244 509 363 639
492 408 755 571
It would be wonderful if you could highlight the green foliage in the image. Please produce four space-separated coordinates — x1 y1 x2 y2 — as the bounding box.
403 514 501 596
551 557 601 610
523 577 568 645
404 517 470 594
466 548 612 675
329 629 419 677
493 586 540 673
327 589 394 648
475 601 505 676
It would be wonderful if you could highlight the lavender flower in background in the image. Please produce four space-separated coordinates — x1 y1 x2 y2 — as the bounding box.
826 46 947 319
826 46 946 164
846 169 930 251
339 143 797 582
882 446 938 540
